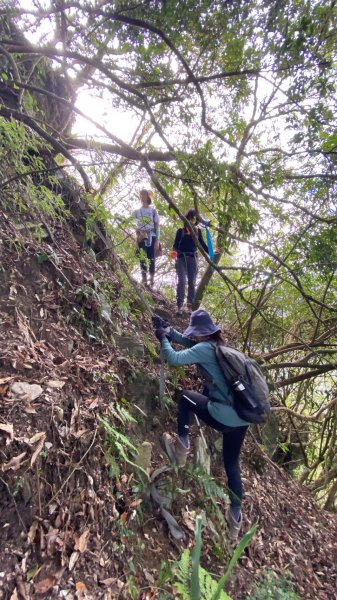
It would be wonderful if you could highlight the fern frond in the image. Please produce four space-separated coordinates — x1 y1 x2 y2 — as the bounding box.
99 416 137 452
175 549 191 599
176 549 190 584
187 465 229 503
199 567 231 600
174 549 191 600
174 582 191 600
109 402 137 425
99 415 150 480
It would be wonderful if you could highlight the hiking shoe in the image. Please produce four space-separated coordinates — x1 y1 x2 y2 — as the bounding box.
226 507 242 542
163 433 189 466
176 307 183 316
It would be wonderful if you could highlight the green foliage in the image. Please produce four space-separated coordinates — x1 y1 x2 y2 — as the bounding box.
174 515 257 600
72 277 118 341
248 570 301 600
187 465 229 532
99 403 149 481
304 224 337 273
0 117 67 222
126 575 139 600
85 194 114 242
108 402 137 427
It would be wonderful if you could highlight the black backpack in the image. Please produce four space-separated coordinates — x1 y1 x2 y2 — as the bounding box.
215 344 271 424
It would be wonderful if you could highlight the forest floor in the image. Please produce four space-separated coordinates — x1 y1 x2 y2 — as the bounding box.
0 205 337 600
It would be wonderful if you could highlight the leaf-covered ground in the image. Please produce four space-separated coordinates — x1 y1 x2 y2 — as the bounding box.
0 205 337 600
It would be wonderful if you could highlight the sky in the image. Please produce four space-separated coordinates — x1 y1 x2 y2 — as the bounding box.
74 88 138 143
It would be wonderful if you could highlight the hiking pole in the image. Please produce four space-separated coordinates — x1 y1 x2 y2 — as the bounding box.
159 348 165 408
194 415 208 450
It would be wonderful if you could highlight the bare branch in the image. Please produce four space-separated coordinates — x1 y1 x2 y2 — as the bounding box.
272 396 337 421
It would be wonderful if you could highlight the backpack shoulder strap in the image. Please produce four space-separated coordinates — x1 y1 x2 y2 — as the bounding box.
215 343 245 381
177 228 185 251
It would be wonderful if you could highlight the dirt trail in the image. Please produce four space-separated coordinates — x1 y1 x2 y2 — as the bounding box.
0 209 336 599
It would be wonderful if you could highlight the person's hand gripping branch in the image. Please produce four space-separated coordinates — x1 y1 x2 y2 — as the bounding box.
152 313 169 328
155 327 169 342
152 313 171 342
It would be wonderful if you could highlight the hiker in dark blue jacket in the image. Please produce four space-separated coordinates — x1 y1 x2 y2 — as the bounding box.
172 210 208 314
153 309 249 541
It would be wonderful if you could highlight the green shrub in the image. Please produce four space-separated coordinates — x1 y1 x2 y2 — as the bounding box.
175 515 258 600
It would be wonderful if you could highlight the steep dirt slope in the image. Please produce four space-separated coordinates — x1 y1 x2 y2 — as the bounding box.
0 203 337 600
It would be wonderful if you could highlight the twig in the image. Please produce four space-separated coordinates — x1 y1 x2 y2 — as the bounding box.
271 396 337 422
49 258 74 289
248 429 286 476
46 428 98 506
35 462 42 517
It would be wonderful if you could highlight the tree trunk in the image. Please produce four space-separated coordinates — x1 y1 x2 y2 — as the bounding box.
193 228 228 309
192 249 223 309
324 477 337 511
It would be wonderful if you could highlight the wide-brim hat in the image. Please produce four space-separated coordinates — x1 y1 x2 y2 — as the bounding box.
183 309 221 338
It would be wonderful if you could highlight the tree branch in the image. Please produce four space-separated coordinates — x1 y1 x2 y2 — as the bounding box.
272 396 337 422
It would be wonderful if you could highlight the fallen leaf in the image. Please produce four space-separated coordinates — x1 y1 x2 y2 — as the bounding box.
72 428 88 439
86 397 99 409
34 576 55 595
0 383 9 396
120 511 128 524
75 582 87 592
2 452 27 472
182 510 196 532
99 578 116 586
68 551 79 571
0 376 14 384
74 528 90 553
29 431 46 444
144 570 155 584
9 588 19 600
28 521 39 544
30 433 46 467
0 422 14 440
46 379 66 389
130 498 143 508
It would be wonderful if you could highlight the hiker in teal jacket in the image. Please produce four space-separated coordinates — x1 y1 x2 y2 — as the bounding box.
153 309 249 541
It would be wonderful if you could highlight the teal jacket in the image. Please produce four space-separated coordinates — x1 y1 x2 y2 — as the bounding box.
161 329 249 428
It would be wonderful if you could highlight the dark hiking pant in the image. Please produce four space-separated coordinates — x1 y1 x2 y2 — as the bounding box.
138 237 156 275
176 253 198 307
177 390 248 507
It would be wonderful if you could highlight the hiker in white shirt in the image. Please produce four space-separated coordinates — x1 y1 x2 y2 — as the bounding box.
132 189 160 287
